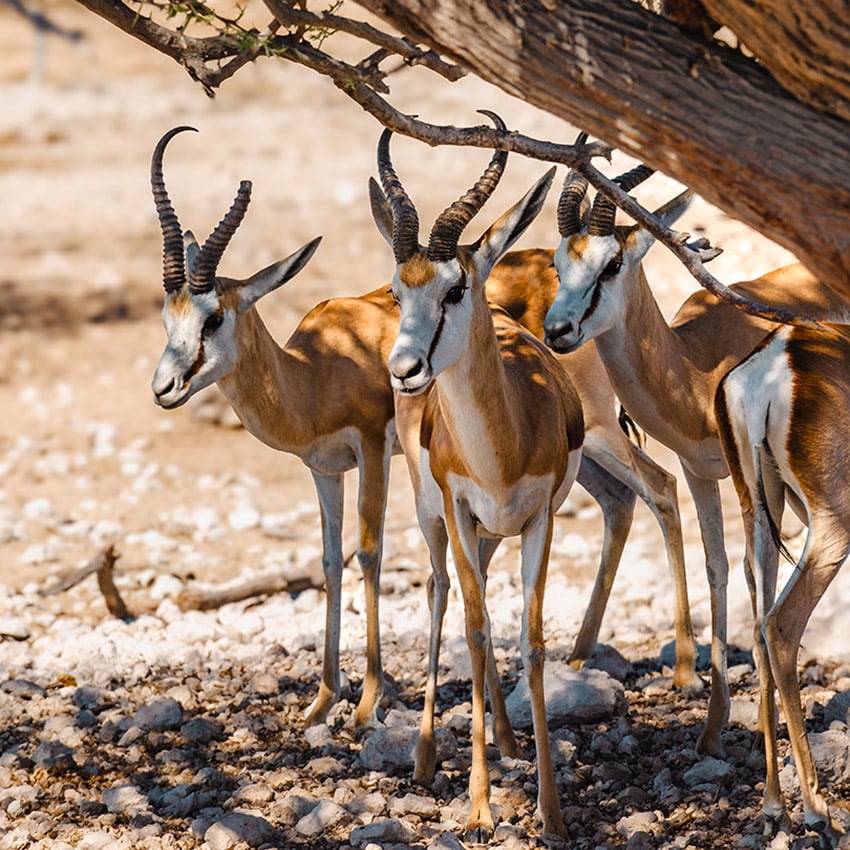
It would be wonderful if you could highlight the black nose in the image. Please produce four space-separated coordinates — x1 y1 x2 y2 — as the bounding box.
394 359 424 382
155 378 175 398
544 320 574 350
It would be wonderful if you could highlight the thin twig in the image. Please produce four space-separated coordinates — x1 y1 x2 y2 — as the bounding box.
261 0 464 81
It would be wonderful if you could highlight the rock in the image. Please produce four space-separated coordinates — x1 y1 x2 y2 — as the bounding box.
804 730 850 784
135 697 183 731
824 691 850 726
505 662 626 728
651 767 681 806
103 784 151 816
272 789 318 827
349 818 415 847
294 799 347 836
729 695 760 731
303 723 334 748
387 792 439 818
203 812 276 849
358 726 456 772
305 756 346 776
1 679 46 699
660 640 712 671
616 810 659 837
250 672 279 696
584 643 634 681
32 741 75 772
427 832 466 850
0 617 30 641
234 783 274 805
180 717 224 745
682 756 733 787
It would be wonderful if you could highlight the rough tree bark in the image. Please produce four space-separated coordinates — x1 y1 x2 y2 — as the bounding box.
356 0 850 294
71 0 850 298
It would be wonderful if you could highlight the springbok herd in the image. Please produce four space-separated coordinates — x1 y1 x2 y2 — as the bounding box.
148 117 850 846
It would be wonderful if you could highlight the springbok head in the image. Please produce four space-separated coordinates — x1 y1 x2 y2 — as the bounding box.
369 112 555 395
149 126 321 409
543 145 692 353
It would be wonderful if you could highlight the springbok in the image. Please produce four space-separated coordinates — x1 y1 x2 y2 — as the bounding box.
542 158 847 755
148 125 697 747
149 126 401 730
371 121 581 841
717 321 850 848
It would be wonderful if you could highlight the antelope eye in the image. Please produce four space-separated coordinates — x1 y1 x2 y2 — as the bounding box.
203 312 224 335
599 258 622 281
443 285 466 306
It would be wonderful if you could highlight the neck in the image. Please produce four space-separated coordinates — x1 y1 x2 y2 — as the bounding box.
592 266 725 468
433 296 521 486
217 309 309 452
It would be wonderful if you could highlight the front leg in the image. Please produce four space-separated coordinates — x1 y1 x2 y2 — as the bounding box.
682 468 730 756
520 508 566 839
305 471 345 727
444 499 495 844
415 514 450 785
352 439 393 728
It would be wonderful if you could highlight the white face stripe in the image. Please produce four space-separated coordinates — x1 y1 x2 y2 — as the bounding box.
546 234 624 349
388 259 473 394
151 288 238 408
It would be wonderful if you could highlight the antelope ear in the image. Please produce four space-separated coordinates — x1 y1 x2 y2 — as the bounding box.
470 167 555 280
184 230 200 278
369 177 394 248
235 236 322 312
628 189 693 260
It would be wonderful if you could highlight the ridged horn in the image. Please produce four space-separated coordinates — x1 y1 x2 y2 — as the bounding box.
188 180 253 293
557 131 590 237
588 162 655 236
376 128 420 264
427 110 508 262
151 126 197 292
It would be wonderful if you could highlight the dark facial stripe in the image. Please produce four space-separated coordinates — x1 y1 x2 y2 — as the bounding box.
426 308 446 373
182 339 205 387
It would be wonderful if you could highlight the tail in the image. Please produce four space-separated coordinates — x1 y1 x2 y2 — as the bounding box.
755 437 795 565
618 405 646 449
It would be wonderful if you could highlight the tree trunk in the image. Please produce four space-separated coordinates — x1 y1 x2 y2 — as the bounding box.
358 0 850 296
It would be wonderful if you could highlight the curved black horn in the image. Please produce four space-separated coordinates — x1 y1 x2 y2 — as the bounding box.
588 162 655 237
427 110 509 262
557 131 590 237
377 128 420 264
151 126 197 292
188 180 253 293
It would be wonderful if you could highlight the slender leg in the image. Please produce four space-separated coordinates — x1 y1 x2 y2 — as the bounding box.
683 468 730 756
304 471 345 727
444 500 495 844
766 518 849 848
747 457 788 834
415 514 450 784
629 446 699 688
353 440 393 728
576 444 698 687
571 455 637 666
479 536 519 759
520 508 566 838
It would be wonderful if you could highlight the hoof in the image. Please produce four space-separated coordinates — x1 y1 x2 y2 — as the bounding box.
463 824 494 846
